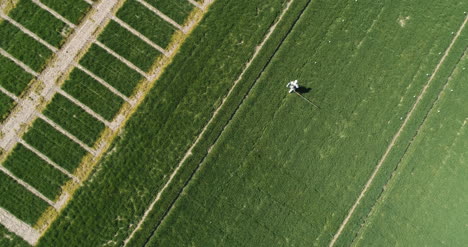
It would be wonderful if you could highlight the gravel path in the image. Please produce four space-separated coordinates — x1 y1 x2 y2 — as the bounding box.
0 0 119 152
0 208 40 245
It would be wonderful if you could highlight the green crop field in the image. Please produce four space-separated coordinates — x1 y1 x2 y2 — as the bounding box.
116 0 176 48
8 0 70 47
354 51 468 247
1 0 467 246
61 69 124 121
98 20 162 71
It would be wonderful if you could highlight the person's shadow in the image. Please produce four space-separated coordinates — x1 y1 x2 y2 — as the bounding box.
296 86 311 94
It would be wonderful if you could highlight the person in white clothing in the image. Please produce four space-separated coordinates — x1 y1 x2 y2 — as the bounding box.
286 80 299 93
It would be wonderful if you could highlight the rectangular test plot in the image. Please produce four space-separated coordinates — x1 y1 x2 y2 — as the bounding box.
79 44 143 97
8 0 70 47
0 92 15 121
145 0 194 25
62 69 124 121
0 171 49 225
43 94 106 147
0 22 53 71
23 118 88 173
116 0 176 49
40 0 92 24
98 20 162 72
3 144 69 200
0 55 34 95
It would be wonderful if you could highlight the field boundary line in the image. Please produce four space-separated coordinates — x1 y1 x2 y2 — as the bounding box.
36 113 96 155
0 207 40 245
122 0 299 245
0 13 58 52
18 138 81 183
111 16 169 56
56 88 113 128
350 50 468 246
329 15 468 247
0 0 120 153
0 166 56 207
187 0 203 10
0 48 39 76
0 85 19 101
75 63 134 104
135 0 186 32
94 40 150 79
31 0 76 28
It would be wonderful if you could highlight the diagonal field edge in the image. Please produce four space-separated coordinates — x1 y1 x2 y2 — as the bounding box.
122 0 313 245
350 48 468 247
328 15 468 247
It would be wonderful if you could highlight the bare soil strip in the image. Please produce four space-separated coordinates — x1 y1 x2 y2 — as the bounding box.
187 0 203 10
328 15 468 247
0 13 57 52
94 40 150 79
83 0 93 6
0 166 55 207
0 207 40 245
0 0 119 154
36 113 96 155
111 16 169 56
122 0 295 245
135 0 186 32
31 0 76 28
56 88 112 128
75 63 134 104
0 85 18 101
18 138 80 183
0 48 39 76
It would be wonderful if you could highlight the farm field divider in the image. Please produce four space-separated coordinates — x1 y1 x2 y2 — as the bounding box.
0 0 214 245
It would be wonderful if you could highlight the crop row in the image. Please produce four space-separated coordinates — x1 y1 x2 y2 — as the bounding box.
8 0 70 47
0 21 52 71
0 172 49 225
144 0 194 25
98 20 161 71
43 94 106 147
3 144 69 200
23 118 87 173
116 0 176 49
61 69 124 121
0 92 15 121
40 0 91 25
0 55 33 95
79 44 143 97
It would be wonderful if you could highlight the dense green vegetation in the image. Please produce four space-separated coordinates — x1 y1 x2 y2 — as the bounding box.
41 0 91 24
0 22 53 71
145 0 194 25
0 225 28 247
43 94 105 147
79 44 143 97
355 52 468 246
98 20 161 71
9 0 69 47
23 118 87 173
0 93 15 121
0 172 49 224
39 0 290 245
0 56 33 95
116 0 176 48
147 0 468 245
3 144 68 200
62 69 124 121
